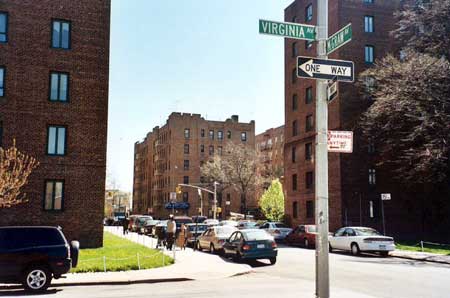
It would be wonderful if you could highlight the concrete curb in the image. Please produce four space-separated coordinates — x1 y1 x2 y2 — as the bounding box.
391 250 450 265
391 254 450 265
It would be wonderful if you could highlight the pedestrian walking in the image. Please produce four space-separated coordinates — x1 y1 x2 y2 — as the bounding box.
122 217 129 235
177 224 187 250
166 214 176 250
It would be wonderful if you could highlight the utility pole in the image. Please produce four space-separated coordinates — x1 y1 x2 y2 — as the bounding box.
315 0 330 297
213 181 218 220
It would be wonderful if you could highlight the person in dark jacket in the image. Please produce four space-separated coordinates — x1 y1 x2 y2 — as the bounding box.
122 217 129 235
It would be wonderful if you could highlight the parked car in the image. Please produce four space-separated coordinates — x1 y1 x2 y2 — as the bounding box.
174 216 193 233
135 216 153 234
192 216 207 223
141 219 160 236
285 225 317 248
197 225 238 253
259 222 293 241
237 220 258 230
204 219 220 226
223 229 277 264
328 227 395 257
0 226 79 292
219 220 238 227
128 215 141 232
185 223 208 246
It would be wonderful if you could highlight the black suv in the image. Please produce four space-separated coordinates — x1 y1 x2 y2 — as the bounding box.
0 226 79 292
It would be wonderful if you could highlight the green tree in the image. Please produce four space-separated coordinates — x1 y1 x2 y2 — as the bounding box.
259 179 285 222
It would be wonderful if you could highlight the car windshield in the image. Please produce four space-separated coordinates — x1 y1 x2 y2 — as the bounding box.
307 226 317 233
188 225 207 232
243 230 272 241
215 226 236 236
274 223 288 228
354 228 382 236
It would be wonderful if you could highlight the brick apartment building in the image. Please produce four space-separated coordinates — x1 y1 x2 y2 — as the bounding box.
133 113 256 219
0 1 110 247
256 125 285 179
284 0 418 236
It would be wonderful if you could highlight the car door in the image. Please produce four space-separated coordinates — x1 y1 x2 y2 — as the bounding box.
200 229 212 249
343 228 357 251
223 232 237 255
330 228 346 250
286 227 298 244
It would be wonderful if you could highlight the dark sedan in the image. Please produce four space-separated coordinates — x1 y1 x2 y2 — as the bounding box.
223 229 278 264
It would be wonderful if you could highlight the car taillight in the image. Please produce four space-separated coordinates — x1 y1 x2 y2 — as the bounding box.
271 242 277 248
242 244 251 251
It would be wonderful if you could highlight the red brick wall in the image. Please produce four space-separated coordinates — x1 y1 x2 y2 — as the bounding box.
0 0 110 248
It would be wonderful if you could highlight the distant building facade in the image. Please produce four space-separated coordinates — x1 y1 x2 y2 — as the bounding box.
133 113 256 219
0 0 110 247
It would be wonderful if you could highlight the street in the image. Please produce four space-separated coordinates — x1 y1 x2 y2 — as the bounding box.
3 245 449 298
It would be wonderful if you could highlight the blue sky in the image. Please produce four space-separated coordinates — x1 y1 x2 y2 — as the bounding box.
108 0 293 191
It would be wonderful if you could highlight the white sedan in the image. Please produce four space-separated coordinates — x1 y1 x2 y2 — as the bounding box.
329 227 395 257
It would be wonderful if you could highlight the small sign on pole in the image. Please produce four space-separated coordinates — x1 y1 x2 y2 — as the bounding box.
381 193 391 201
259 19 316 41
327 23 352 55
327 131 353 153
327 77 338 102
170 192 177 203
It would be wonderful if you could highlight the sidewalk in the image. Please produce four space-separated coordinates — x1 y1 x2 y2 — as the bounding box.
47 226 253 286
391 250 450 265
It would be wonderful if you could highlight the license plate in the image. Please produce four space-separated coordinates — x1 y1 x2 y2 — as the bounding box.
379 245 386 250
257 244 265 249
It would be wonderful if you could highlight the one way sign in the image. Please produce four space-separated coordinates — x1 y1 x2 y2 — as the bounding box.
297 56 354 82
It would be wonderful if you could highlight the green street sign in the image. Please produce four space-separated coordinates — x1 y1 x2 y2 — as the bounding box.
326 23 352 54
259 19 316 41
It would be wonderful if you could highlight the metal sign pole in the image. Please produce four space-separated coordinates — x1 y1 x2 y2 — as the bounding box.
315 0 330 297
381 196 386 235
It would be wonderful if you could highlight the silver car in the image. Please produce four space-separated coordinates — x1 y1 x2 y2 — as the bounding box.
197 225 237 254
260 222 293 241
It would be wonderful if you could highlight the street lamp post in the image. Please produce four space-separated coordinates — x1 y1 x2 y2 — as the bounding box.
178 182 219 219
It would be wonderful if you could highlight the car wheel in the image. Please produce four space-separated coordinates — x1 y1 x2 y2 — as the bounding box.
22 266 52 292
351 243 361 256
380 251 389 258
210 243 216 254
269 257 277 265
197 241 202 251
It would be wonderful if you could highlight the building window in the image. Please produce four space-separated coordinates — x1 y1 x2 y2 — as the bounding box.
293 202 298 218
183 192 189 202
50 72 69 102
292 68 297 84
52 20 71 49
306 171 314 189
0 12 7 43
305 142 312 160
292 174 297 191
227 131 232 139
305 87 313 104
369 168 376 185
44 180 64 211
292 94 298 110
365 16 374 33
292 42 298 57
200 144 205 153
365 45 374 64
241 132 247 142
47 126 66 155
305 40 313 49
305 4 313 22
184 144 189 154
183 176 189 184
209 130 214 140
292 120 298 136
209 145 214 155
306 200 314 218
184 160 189 171
184 128 190 139
364 76 376 94
368 139 375 154
292 146 296 163
217 130 223 140
0 67 4 97
306 115 314 132
201 129 205 137
218 146 223 155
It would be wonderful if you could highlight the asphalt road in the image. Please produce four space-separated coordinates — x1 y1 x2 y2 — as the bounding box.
2 246 450 298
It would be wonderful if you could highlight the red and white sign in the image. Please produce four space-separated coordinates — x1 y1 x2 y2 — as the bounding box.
327 131 353 153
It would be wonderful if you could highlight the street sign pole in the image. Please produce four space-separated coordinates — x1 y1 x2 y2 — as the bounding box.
315 0 330 297
381 197 386 235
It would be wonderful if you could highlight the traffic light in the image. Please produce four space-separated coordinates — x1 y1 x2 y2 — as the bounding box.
217 207 222 213
176 186 182 194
